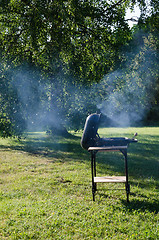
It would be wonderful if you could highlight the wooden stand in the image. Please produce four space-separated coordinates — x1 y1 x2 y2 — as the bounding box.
88 146 130 202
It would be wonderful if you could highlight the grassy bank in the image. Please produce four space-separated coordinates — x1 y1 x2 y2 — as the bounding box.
0 128 159 239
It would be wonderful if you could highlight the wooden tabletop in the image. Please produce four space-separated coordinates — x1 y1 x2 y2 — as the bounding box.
94 176 126 183
88 146 128 151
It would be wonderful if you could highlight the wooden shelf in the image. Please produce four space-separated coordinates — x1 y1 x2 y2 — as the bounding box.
94 176 126 183
88 146 127 151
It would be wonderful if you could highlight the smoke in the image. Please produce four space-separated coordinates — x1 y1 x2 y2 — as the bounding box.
11 67 60 132
97 81 146 127
4 32 158 134
96 35 158 127
10 67 90 133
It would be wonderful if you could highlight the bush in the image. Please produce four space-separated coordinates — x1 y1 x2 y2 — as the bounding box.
0 115 13 138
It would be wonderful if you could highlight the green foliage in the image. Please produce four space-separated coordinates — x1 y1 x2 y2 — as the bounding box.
0 0 158 136
0 0 133 81
0 114 12 137
0 62 27 137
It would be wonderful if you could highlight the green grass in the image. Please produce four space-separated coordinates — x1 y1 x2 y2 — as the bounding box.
0 128 159 239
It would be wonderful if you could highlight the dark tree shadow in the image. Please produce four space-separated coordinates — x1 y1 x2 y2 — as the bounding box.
94 141 159 181
0 132 89 162
0 131 159 182
122 197 159 213
1 131 159 207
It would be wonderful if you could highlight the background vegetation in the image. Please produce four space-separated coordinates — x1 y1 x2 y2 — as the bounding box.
0 0 159 137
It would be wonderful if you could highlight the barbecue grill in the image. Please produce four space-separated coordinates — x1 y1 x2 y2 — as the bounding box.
81 113 138 202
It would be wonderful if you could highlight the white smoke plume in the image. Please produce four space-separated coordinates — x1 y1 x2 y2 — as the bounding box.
96 35 158 127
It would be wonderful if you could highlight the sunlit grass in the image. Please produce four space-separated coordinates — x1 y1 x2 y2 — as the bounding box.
0 128 159 239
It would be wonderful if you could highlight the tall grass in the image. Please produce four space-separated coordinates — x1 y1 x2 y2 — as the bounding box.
0 128 159 239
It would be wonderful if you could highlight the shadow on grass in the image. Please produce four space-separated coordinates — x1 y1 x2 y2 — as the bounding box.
0 131 159 206
94 141 159 181
122 198 159 213
0 132 159 181
0 132 89 161
96 190 159 213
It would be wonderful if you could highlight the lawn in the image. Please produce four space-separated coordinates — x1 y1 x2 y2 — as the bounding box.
0 127 159 239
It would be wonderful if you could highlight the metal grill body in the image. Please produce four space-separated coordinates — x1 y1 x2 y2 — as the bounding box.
81 113 137 202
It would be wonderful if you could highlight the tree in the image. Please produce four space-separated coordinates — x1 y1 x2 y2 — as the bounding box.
0 0 134 80
1 0 158 136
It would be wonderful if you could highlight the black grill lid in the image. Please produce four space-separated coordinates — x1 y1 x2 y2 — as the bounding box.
81 113 137 150
81 113 101 150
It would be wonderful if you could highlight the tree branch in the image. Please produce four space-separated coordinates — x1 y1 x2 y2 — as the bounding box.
107 0 125 10
125 17 139 22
